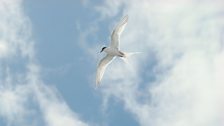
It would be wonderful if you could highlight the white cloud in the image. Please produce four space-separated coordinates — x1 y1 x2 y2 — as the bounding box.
0 40 8 58
0 84 30 125
26 64 88 126
93 0 224 126
0 0 88 126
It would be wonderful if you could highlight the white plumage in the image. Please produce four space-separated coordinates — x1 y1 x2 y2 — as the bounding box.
96 15 129 87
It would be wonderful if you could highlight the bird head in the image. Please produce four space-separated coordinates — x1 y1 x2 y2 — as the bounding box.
100 47 107 53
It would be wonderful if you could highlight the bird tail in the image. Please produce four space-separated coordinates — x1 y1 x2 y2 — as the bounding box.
120 52 142 64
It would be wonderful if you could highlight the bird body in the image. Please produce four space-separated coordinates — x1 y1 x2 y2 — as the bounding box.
96 15 135 87
104 47 125 57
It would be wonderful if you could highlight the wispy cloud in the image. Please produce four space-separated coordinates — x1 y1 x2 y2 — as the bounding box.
92 0 224 126
0 0 88 126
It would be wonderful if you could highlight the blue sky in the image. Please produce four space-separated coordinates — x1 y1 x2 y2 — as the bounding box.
24 0 138 125
0 0 224 126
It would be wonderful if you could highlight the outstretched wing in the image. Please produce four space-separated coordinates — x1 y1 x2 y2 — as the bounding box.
96 55 114 86
110 15 128 49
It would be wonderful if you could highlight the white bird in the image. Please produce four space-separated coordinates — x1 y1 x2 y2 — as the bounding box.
96 15 136 86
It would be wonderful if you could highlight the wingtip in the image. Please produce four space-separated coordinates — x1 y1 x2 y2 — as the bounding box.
123 15 129 21
125 15 129 18
94 85 98 90
95 83 100 89
95 80 101 88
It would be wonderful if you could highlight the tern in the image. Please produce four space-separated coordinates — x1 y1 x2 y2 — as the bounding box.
96 15 137 86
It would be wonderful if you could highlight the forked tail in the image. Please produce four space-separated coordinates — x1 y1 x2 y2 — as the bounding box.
121 52 142 63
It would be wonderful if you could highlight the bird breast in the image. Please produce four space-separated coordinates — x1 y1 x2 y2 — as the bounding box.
104 47 120 56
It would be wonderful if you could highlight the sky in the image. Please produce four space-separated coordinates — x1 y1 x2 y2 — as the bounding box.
0 0 224 126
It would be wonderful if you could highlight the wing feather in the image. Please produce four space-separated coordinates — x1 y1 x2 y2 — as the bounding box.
110 15 128 49
96 55 114 86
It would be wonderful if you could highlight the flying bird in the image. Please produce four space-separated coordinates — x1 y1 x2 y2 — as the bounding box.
96 15 138 87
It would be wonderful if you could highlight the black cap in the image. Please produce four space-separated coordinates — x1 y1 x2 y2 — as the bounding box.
100 47 107 53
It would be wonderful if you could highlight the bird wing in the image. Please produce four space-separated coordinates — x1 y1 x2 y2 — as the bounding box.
96 55 114 86
110 15 128 49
